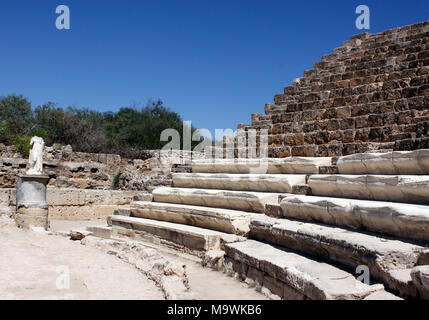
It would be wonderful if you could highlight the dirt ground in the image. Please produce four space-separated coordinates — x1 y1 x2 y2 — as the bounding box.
1 217 268 300
0 216 164 300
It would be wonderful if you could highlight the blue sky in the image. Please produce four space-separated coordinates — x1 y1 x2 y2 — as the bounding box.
0 0 428 136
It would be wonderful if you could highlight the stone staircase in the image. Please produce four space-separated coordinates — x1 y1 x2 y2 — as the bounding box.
85 149 429 300
222 21 429 158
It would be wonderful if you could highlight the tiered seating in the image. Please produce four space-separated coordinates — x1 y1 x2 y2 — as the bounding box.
249 216 424 298
248 150 429 299
87 150 429 300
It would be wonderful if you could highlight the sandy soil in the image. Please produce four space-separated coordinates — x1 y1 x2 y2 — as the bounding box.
51 219 269 300
175 256 269 300
1 217 268 300
0 217 163 300
50 218 106 232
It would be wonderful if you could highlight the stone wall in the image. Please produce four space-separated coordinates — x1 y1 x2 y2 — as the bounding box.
235 21 429 157
0 143 124 163
0 188 151 220
0 142 208 219
0 144 203 219
0 144 202 191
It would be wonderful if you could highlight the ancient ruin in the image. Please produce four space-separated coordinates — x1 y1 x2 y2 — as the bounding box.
26 136 44 175
14 137 50 230
1 20 429 300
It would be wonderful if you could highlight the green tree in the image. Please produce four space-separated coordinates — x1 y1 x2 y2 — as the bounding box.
1 93 201 158
0 94 33 134
104 100 189 150
34 102 66 144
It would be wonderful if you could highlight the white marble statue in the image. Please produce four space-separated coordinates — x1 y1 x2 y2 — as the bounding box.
26 136 45 175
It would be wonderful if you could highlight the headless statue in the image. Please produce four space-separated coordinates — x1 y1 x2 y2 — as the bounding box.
26 136 45 175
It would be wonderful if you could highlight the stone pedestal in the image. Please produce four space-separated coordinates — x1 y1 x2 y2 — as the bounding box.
15 175 50 230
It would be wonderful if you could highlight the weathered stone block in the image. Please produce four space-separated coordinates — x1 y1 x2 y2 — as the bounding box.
280 194 429 243
411 266 429 300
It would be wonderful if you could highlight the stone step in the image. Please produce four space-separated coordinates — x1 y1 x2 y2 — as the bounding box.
110 215 243 252
250 215 426 298
308 174 429 205
191 157 332 174
267 143 382 158
224 240 388 300
274 82 426 107
363 291 403 300
268 104 429 130
411 266 429 299
152 187 281 213
130 201 259 236
337 149 429 174
172 173 307 193
113 208 131 216
277 194 429 243
86 226 112 239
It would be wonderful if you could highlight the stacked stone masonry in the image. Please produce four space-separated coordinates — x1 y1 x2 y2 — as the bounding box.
234 21 429 157
0 188 151 219
0 144 200 191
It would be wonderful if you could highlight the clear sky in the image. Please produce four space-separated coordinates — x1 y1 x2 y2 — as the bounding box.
1 0 428 136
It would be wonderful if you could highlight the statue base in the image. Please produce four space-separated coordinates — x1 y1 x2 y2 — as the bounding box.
15 174 50 230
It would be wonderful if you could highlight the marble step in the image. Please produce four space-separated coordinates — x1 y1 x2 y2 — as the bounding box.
308 175 429 205
130 201 259 236
152 187 282 213
224 240 389 300
172 173 307 193
110 215 243 252
337 149 429 175
191 157 332 174
277 195 429 243
250 216 426 298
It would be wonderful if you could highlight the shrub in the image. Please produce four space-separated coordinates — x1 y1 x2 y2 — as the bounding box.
12 135 32 158
30 128 48 140
111 170 122 190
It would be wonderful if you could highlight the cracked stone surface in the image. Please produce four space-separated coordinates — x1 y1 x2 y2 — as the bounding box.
308 174 429 205
279 194 429 243
153 187 281 213
173 173 306 192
